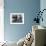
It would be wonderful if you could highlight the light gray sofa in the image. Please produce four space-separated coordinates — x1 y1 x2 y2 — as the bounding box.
2 25 46 46
17 25 46 46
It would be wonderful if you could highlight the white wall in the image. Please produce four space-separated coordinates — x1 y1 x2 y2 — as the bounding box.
0 0 4 42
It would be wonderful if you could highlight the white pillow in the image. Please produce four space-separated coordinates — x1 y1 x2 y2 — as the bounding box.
17 37 25 46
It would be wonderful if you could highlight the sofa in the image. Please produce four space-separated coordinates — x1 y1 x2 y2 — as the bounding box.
1 25 46 46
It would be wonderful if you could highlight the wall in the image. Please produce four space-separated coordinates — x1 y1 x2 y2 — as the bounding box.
0 0 4 42
4 0 40 42
40 0 46 27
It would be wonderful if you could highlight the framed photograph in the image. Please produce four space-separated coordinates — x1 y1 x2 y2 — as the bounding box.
10 13 24 24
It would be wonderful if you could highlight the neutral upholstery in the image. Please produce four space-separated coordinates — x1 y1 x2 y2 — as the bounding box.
32 25 46 46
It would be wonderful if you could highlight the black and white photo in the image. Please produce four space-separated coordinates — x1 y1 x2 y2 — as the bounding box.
10 13 24 24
